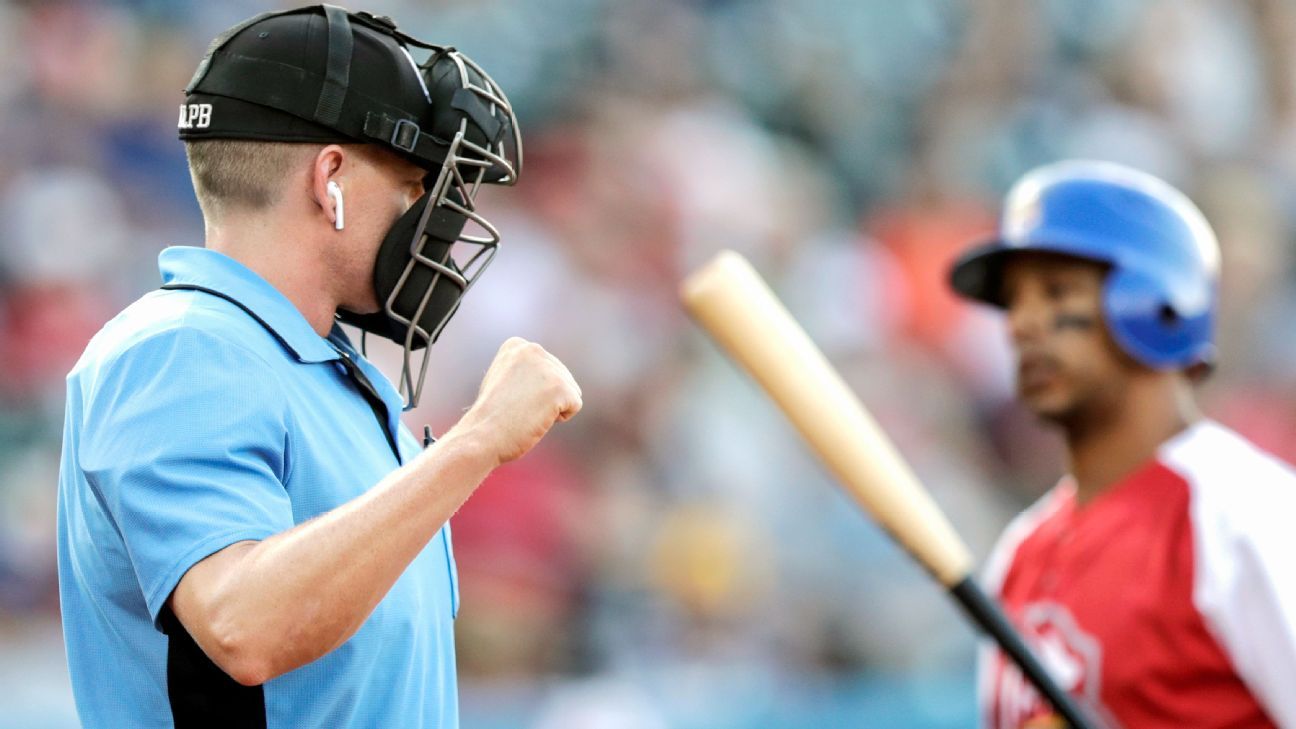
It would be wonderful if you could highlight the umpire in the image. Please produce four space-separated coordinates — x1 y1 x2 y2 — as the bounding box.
56 6 581 728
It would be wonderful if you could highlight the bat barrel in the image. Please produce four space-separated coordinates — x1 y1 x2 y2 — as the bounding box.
950 577 1097 729
682 250 1097 729
680 250 974 585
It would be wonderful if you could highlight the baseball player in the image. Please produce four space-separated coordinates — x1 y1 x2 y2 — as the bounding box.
949 160 1296 728
56 6 580 728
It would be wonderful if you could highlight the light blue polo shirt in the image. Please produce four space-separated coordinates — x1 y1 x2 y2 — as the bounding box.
57 246 460 728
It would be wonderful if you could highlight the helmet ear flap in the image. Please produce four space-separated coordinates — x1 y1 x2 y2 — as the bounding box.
1102 267 1215 370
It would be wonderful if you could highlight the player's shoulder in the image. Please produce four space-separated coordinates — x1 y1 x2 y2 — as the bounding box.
982 483 1072 594
1159 420 1296 521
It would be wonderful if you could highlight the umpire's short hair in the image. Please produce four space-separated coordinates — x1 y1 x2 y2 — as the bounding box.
184 140 315 218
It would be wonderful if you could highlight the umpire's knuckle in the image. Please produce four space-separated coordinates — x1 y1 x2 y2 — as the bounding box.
550 372 573 398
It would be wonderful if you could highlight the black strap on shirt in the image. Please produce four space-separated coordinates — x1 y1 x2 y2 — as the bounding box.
331 346 401 462
159 283 401 463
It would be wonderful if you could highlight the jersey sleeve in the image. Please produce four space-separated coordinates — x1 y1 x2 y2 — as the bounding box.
77 327 296 625
1189 458 1296 727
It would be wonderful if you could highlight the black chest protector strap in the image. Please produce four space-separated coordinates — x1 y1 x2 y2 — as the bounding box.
331 347 402 463
159 283 401 463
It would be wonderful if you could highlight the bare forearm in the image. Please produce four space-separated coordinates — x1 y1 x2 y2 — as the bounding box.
175 427 495 684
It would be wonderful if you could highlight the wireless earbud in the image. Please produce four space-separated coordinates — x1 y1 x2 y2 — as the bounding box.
327 180 345 231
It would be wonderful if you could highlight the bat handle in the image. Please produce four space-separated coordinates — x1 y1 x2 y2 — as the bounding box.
950 577 1098 729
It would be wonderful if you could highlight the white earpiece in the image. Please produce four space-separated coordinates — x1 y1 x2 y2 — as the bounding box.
327 180 344 231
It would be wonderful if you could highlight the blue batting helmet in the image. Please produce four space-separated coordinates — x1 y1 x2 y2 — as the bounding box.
949 160 1220 370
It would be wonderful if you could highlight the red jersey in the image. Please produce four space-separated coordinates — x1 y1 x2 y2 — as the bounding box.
979 421 1296 729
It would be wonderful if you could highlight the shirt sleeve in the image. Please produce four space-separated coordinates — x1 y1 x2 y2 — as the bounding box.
77 326 296 625
1189 459 1296 727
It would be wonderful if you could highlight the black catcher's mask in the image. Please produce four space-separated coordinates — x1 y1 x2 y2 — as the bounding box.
180 5 522 409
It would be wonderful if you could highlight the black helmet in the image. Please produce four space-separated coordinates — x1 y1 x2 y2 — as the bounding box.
180 5 517 177
180 5 523 408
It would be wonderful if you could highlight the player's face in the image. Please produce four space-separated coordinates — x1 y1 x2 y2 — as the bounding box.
1001 253 1135 426
335 147 427 313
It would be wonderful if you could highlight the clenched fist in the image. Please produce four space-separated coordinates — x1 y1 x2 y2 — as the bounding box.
456 337 582 466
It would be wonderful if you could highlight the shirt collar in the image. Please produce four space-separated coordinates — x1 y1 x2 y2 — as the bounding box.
159 246 340 364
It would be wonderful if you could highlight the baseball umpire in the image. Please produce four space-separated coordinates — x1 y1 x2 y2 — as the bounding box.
56 6 581 727
950 160 1296 728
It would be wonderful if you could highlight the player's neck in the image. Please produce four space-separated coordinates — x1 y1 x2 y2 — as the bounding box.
1064 376 1199 505
203 214 341 337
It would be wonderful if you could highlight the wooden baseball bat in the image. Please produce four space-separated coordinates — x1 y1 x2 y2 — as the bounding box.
680 250 1095 729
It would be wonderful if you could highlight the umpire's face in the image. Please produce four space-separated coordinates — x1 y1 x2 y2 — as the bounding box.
323 144 427 314
1001 252 1137 427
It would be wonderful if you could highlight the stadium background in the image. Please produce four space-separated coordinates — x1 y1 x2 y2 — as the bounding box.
4 0 1296 727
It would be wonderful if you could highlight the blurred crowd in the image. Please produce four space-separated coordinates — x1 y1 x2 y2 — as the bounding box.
5 0 1296 727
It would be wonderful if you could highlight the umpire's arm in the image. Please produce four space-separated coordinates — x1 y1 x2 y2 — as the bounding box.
162 337 579 685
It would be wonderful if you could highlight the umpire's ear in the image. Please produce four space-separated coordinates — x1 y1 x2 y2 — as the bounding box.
310 145 347 232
